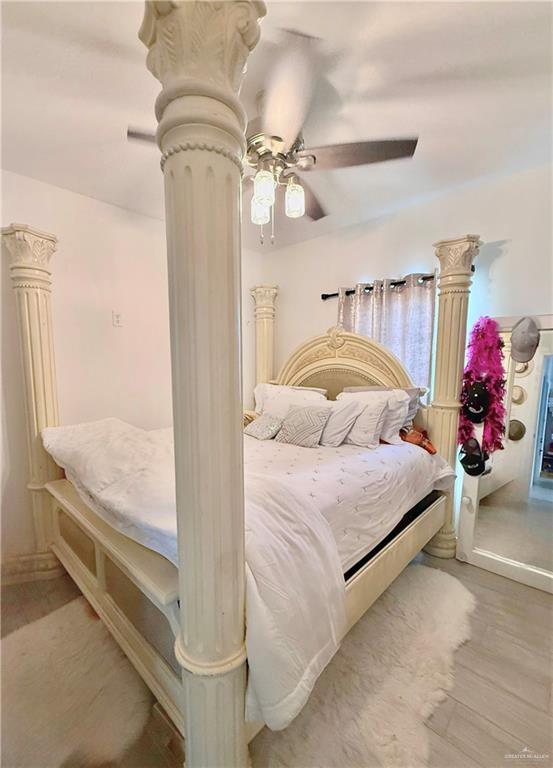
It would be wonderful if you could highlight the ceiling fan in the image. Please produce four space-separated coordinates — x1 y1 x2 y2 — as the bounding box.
128 30 418 243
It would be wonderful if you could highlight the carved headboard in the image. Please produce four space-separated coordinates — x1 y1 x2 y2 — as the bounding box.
274 326 413 400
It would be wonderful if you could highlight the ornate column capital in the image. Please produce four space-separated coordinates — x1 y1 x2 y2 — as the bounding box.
2 222 57 268
433 234 481 278
2 223 58 290
139 1 265 91
250 284 278 316
140 0 266 145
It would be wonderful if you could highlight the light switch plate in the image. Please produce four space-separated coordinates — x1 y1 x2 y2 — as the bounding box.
112 311 123 327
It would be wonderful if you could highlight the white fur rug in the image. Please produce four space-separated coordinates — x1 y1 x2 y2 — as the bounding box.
251 564 476 768
2 597 151 767
2 565 474 768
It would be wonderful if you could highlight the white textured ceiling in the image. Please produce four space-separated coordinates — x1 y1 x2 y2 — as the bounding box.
2 1 551 251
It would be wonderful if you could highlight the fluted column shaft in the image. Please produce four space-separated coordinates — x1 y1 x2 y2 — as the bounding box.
2 224 63 552
425 234 481 558
250 285 278 384
139 3 265 766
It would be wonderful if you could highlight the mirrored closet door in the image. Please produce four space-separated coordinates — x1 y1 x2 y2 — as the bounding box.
457 316 553 592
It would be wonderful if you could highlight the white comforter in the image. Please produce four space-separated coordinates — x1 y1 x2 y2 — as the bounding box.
244 434 455 571
42 419 346 730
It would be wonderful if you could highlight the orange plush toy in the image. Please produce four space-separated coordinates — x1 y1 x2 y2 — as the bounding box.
400 426 437 455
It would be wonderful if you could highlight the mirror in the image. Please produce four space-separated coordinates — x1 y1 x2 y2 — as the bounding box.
457 318 553 592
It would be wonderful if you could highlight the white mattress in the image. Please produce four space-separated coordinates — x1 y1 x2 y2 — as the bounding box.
244 435 454 571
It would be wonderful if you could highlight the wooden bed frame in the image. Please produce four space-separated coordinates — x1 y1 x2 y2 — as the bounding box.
1 4 481 765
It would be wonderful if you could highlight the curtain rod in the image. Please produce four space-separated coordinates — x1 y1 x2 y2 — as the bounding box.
321 271 435 302
321 265 476 301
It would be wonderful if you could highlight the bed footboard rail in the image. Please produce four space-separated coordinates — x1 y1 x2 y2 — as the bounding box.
45 479 185 732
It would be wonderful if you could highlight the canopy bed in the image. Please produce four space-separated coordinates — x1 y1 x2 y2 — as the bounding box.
1 2 480 766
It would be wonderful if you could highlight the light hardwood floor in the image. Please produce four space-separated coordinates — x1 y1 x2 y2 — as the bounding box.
2 555 552 768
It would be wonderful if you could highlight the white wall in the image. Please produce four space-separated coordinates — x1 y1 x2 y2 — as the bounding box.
3 163 550 558
1 170 263 559
259 165 552 370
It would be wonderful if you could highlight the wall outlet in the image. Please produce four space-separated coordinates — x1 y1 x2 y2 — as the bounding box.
112 311 123 327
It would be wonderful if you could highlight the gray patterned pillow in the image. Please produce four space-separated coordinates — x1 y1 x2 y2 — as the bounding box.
275 405 331 448
244 413 283 440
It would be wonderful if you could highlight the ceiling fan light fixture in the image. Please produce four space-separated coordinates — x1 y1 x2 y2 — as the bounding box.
253 169 276 207
251 195 271 226
285 178 305 218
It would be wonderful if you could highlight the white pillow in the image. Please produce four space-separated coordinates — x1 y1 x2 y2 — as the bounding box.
244 413 283 440
320 399 364 447
338 389 410 445
380 389 411 443
254 383 327 418
343 386 425 427
338 391 390 448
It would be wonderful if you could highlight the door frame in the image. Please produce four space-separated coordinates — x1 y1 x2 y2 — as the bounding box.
531 367 552 490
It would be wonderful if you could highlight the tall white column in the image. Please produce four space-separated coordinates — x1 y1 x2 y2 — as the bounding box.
425 234 480 558
139 3 265 766
250 284 278 384
2 224 63 553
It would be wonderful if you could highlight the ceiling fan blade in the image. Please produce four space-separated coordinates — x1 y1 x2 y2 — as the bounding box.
300 177 327 220
262 30 320 152
297 138 418 171
127 127 156 144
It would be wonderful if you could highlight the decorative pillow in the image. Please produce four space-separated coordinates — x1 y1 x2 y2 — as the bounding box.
320 399 364 447
379 389 411 443
244 413 283 440
339 389 410 445
254 383 327 419
338 392 390 448
343 386 425 427
275 406 331 448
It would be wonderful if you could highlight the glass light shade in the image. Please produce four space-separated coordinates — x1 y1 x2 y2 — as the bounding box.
251 196 270 226
285 181 305 218
253 169 276 206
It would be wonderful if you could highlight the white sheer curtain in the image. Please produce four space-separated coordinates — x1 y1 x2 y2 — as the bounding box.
338 273 436 388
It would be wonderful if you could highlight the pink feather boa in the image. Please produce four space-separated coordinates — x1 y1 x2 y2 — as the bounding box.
458 317 506 453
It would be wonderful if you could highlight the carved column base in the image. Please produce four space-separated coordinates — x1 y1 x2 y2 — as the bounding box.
424 530 457 559
1 551 64 585
424 490 457 558
30 486 59 552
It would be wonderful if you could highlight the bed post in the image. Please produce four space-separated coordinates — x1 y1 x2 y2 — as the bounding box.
425 234 481 558
139 3 265 766
2 224 63 559
250 285 279 384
